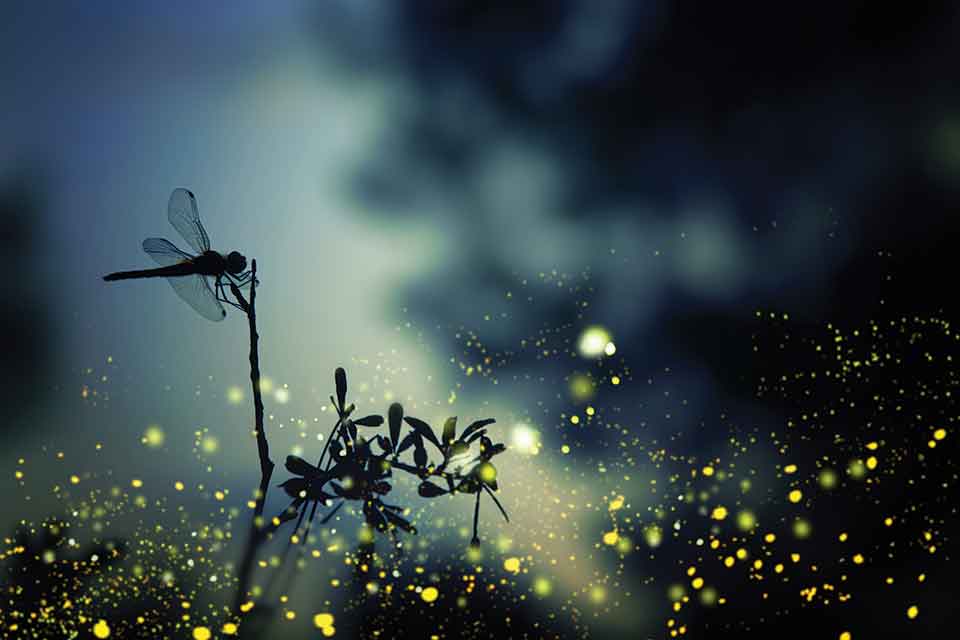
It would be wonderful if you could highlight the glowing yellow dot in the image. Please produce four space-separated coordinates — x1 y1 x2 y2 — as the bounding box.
866 456 878 470
93 620 111 639
70 475 80 485
578 326 612 357
611 375 621 385
174 481 185 491
840 632 852 640
420 586 439 603
737 510 756 531
131 479 143 488
784 464 797 474
907 605 919 619
322 627 336 638
284 611 296 620
477 462 497 484
736 548 748 560
570 415 580 425
724 556 735 567
702 466 715 477
201 436 219 454
192 627 211 640
764 533 776 544
603 531 619 545
533 577 552 597
788 489 802 503
222 623 238 635
853 554 864 565
314 613 334 629
142 425 165 448
503 557 521 573
691 577 704 590
933 428 946 440
711 506 728 521
561 445 571 454
226 386 244 404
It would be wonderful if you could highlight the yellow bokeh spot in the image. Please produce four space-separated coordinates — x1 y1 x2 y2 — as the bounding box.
201 435 219 454
737 510 756 531
568 374 596 402
702 466 715 477
420 586 439 603
314 613 334 629
933 428 946 440
840 632 852 640
533 577 552 597
578 326 612 358
611 375 621 385
602 531 619 545
142 425 165 448
192 627 211 640
226 386 244 404
504 557 521 573
907 605 919 619
644 526 663 548
784 464 797 474
788 489 803 504
608 495 624 511
222 623 238 635
710 506 728 521
93 620 111 639
477 462 498 484
691 577 704 590
866 456 878 470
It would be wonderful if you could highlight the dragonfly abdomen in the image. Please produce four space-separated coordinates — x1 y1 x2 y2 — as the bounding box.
103 262 196 281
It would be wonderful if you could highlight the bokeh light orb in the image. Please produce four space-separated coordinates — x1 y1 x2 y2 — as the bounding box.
510 423 541 456
577 325 613 358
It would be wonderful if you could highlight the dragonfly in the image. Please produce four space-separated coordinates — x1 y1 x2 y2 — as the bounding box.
103 188 252 321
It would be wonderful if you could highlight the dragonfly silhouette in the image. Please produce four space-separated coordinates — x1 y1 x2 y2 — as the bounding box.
103 188 252 321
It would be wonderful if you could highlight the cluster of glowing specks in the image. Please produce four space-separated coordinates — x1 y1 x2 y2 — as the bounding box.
650 313 959 636
1 446 245 638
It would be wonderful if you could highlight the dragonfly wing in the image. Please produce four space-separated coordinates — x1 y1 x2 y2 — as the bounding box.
167 188 211 254
143 237 193 267
167 274 226 322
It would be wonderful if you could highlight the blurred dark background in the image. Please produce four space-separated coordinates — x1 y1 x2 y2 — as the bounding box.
2 1 958 638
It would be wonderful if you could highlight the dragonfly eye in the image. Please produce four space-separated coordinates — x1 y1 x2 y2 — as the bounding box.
226 251 247 274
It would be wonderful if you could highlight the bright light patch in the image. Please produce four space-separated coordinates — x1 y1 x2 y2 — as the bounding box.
226 386 244 404
142 425 165 448
511 424 541 455
274 387 290 404
578 326 612 358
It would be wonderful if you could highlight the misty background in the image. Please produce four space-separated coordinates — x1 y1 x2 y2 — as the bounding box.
2 1 958 638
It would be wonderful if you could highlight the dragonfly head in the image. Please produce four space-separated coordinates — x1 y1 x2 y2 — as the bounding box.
226 251 247 274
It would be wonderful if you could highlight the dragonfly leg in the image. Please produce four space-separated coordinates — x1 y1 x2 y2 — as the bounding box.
215 276 246 311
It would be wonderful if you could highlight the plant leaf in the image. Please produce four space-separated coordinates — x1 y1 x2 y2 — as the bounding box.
388 403 403 450
354 414 384 427
460 418 495 442
396 432 416 455
413 441 428 468
418 480 447 497
335 367 347 410
465 429 487 444
404 416 442 450
278 477 307 498
442 416 458 445
285 455 317 477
